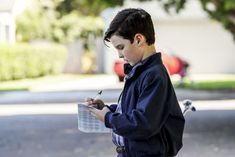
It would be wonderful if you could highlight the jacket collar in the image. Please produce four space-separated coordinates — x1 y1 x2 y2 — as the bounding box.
124 52 162 80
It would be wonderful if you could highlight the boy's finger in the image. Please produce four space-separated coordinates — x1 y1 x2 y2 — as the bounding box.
85 97 94 102
88 104 98 108
88 105 95 110
88 107 98 116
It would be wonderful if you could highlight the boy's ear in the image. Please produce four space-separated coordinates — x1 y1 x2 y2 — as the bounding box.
134 34 145 46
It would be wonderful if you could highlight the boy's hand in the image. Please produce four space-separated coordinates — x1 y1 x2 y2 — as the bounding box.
88 106 110 122
85 97 105 109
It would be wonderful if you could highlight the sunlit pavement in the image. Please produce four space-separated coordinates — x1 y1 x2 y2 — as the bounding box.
1 100 235 116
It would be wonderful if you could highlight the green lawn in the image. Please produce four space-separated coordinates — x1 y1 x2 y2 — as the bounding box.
173 74 235 91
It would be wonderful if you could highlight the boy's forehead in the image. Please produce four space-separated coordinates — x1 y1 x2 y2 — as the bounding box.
110 35 127 45
110 35 123 42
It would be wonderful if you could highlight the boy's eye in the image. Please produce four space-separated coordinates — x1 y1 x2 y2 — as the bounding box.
116 45 124 50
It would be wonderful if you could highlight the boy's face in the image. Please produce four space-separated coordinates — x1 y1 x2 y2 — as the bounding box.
110 35 143 66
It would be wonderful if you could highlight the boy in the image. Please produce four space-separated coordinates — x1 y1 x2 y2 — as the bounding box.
87 8 185 157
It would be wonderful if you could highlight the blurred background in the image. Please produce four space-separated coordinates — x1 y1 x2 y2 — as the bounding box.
0 0 235 157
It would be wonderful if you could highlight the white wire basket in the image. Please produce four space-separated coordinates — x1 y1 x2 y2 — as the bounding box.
77 104 110 133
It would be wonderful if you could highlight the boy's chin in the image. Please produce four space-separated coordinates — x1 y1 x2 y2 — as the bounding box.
129 63 134 66
130 61 139 66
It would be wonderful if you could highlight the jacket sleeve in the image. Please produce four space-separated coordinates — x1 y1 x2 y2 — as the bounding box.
104 74 172 140
107 104 117 112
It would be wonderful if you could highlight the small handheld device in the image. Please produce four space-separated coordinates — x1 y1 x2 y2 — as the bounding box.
182 99 196 116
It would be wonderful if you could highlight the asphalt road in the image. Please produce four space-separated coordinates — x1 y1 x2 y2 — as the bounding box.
1 74 235 157
178 110 235 157
0 101 235 157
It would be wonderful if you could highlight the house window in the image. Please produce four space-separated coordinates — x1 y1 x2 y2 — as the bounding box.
5 25 9 42
0 24 10 43
0 23 2 42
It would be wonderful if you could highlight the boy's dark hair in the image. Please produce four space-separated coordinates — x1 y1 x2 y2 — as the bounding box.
104 8 155 45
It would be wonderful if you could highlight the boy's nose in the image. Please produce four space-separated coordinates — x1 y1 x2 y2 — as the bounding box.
118 52 124 58
119 55 124 58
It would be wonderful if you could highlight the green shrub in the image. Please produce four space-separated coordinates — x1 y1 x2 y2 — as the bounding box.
0 43 67 81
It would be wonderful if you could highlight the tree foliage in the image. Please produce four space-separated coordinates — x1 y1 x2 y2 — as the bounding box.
54 0 123 16
16 0 122 43
16 0 55 41
17 0 235 42
135 0 235 40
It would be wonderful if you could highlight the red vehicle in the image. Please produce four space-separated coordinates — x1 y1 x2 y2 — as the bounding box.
113 51 189 82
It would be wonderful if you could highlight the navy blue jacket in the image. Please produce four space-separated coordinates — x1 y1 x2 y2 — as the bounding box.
105 53 185 157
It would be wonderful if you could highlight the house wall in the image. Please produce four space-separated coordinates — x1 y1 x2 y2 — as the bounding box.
155 19 235 74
